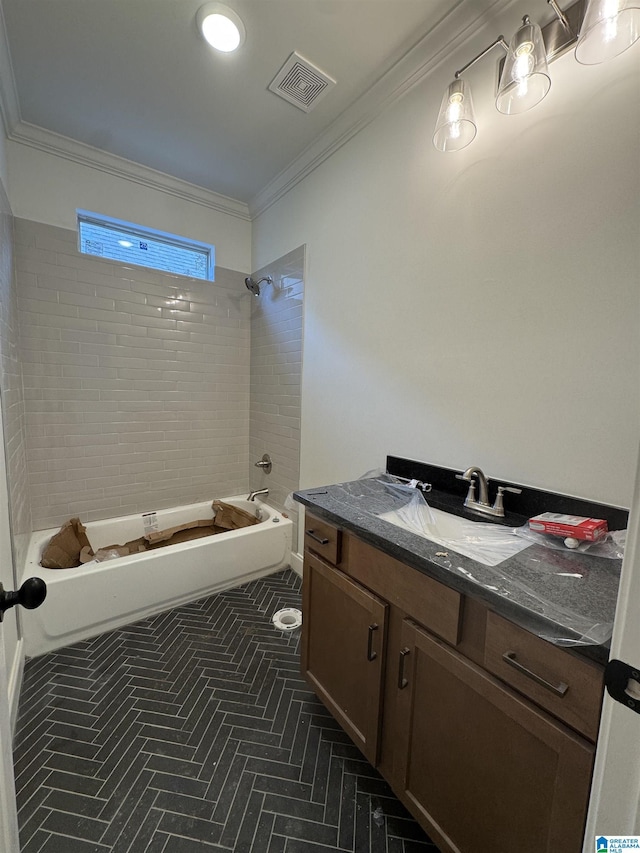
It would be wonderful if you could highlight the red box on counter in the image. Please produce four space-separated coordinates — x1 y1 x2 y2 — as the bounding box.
528 512 608 542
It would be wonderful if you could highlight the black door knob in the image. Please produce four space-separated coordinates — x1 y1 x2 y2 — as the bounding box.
0 577 47 622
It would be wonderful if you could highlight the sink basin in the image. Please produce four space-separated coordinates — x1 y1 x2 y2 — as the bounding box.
378 503 530 567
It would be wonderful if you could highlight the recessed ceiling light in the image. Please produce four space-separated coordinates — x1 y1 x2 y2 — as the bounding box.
196 3 245 53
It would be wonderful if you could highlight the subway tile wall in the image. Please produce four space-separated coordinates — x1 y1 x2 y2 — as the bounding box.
15 218 251 529
0 192 31 575
248 247 303 534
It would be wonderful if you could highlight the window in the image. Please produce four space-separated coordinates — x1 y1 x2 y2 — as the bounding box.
77 210 215 281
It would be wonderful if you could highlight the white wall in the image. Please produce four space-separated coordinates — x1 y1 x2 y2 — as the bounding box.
6 142 251 272
253 10 640 509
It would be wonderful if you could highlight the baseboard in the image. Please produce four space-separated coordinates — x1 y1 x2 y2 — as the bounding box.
290 551 303 578
8 638 25 736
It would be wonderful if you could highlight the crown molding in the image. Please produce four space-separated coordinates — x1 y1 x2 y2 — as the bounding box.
0 0 514 223
0 0 243 220
249 0 513 218
8 121 251 221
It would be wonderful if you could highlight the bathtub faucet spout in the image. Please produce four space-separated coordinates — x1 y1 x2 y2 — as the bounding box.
248 488 269 501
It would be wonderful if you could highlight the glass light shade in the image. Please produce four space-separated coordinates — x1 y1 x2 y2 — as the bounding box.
575 0 640 63
196 4 246 52
496 17 551 114
432 78 477 153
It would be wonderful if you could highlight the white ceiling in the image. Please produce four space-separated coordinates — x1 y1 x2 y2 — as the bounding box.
1 0 457 206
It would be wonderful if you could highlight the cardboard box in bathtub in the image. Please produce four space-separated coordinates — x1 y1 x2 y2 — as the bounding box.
40 501 259 569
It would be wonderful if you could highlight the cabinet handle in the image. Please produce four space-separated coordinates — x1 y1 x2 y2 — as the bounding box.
398 647 410 689
502 651 569 697
367 623 379 661
305 529 329 545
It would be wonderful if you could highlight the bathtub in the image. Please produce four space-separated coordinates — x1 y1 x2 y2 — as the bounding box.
21 496 292 657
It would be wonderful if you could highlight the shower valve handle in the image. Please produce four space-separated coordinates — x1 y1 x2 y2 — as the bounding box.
254 453 272 475
0 577 47 622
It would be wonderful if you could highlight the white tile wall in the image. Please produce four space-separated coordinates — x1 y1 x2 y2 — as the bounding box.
15 219 251 529
249 247 303 530
0 192 31 575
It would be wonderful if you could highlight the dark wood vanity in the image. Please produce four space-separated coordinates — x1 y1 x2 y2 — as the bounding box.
301 510 605 853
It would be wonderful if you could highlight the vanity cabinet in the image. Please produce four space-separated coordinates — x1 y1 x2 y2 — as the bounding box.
394 618 594 853
301 550 387 765
301 512 604 853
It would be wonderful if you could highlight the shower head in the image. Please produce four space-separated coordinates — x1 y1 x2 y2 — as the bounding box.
244 275 273 296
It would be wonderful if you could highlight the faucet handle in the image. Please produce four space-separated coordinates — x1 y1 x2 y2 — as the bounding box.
254 453 272 474
493 484 522 516
455 474 476 505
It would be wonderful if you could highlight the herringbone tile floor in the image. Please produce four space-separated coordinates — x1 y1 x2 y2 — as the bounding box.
14 569 438 853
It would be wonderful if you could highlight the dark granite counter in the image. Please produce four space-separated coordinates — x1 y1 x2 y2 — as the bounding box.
294 477 623 666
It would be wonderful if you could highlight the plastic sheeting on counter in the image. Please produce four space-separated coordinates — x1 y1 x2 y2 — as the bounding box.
295 474 623 651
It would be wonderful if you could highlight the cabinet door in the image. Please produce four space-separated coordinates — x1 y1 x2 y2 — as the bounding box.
394 619 594 853
302 552 387 765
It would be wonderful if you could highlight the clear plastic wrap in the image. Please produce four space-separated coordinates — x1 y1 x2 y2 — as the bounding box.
284 492 299 514
367 475 618 648
377 480 531 567
514 524 625 559
377 476 625 561
295 474 620 648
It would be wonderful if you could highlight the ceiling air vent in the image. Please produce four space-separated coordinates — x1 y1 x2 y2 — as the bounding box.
268 51 336 113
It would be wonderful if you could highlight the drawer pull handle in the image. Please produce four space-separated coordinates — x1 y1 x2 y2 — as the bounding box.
367 623 379 661
503 651 569 697
398 648 410 689
305 529 329 545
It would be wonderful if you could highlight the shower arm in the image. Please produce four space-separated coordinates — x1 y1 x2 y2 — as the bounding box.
249 275 273 287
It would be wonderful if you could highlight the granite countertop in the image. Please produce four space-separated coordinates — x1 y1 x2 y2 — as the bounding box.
294 477 623 665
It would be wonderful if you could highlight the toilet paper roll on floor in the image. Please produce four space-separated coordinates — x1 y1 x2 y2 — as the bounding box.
272 608 302 631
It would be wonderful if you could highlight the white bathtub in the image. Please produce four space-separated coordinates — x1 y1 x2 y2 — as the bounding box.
21 496 292 657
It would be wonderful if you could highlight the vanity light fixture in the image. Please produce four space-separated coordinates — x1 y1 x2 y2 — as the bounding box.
432 34 511 152
434 0 639 151
496 15 551 114
433 77 477 152
575 0 640 63
196 3 246 53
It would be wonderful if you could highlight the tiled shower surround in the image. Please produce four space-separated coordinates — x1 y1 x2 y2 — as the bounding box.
249 248 303 521
14 218 302 531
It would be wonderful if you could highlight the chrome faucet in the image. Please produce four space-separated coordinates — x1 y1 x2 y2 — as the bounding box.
247 488 269 501
456 466 521 518
458 466 490 506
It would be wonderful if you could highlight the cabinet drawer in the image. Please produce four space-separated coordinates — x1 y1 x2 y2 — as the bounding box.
304 513 341 564
484 611 604 741
347 536 462 646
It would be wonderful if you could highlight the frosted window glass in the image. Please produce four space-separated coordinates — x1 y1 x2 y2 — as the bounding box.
77 211 215 281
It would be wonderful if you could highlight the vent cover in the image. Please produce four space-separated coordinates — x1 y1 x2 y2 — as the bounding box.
268 51 336 113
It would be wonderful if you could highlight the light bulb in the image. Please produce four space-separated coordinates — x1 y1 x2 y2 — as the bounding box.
513 42 535 79
433 78 477 152
446 93 464 123
201 13 240 51
196 4 246 53
496 17 550 114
